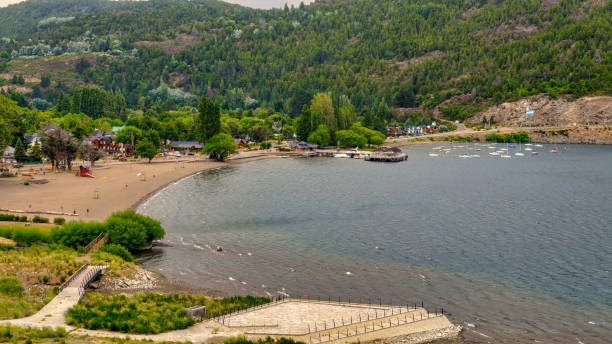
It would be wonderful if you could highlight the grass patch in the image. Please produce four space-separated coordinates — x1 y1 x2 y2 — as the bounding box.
0 224 52 246
67 293 271 334
0 275 59 320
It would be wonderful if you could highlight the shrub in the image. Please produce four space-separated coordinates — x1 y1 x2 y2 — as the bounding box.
53 218 66 225
17 216 27 222
23 181 29 186
0 214 16 221
99 244 133 262
0 276 23 297
105 210 164 251
67 293 204 334
50 222 105 248
32 216 49 223
0 226 50 246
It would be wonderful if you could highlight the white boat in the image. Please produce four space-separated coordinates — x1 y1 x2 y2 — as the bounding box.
488 146 496 149
429 153 439 157
334 153 350 158
501 154 512 158
459 154 470 158
515 142 524 156
489 152 499 156
525 147 533 151
535 144 543 147
470 154 481 158
525 143 533 146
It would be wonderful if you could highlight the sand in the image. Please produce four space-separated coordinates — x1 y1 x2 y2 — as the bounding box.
0 156 229 222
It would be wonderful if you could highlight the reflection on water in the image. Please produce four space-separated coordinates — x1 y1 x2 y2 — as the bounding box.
137 144 612 343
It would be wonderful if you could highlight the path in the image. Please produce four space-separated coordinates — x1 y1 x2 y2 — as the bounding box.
0 265 105 328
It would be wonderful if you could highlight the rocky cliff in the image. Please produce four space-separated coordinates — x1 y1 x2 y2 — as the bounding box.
466 95 611 127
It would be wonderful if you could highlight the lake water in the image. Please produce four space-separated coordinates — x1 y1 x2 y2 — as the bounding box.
137 143 612 343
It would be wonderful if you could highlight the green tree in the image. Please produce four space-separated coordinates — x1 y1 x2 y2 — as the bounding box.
336 130 367 148
310 93 336 132
195 96 220 142
56 92 71 113
28 140 42 161
135 139 157 163
202 133 237 162
295 105 312 141
14 137 27 163
307 125 331 147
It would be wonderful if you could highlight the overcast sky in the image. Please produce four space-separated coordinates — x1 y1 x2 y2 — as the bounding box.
0 0 315 9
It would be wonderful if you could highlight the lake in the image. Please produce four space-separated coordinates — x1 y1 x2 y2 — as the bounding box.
137 143 612 343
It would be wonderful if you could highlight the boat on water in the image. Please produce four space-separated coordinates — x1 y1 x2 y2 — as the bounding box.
470 154 481 158
501 154 512 158
535 144 543 147
489 152 499 156
429 153 439 157
525 147 533 151
549 149 559 153
525 143 533 146
531 151 539 155
334 153 350 158
515 152 525 156
459 153 470 158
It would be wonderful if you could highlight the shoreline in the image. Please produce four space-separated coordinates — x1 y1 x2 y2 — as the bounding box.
0 151 281 223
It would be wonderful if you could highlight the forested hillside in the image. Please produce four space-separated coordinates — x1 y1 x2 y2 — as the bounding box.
0 0 610 119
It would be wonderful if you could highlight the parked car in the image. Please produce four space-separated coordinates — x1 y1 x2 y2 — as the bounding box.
118 157 128 161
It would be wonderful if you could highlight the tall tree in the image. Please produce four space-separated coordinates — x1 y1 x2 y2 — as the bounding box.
295 105 312 141
195 96 221 142
14 137 27 163
310 93 336 132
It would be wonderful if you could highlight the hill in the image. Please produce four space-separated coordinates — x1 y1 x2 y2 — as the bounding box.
0 0 610 119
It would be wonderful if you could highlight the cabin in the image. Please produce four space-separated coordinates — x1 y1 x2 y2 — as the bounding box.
234 138 248 148
170 141 204 154
88 136 133 155
290 141 318 152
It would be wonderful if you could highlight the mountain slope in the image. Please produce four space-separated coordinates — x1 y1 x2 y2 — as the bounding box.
0 0 610 117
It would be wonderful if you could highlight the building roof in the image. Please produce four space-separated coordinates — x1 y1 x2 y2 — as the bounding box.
170 141 204 149
290 141 317 149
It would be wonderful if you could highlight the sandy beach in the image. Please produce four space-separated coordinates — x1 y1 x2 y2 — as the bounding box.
0 156 233 222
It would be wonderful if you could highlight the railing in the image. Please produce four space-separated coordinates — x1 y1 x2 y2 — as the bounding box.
85 232 109 253
306 310 445 344
59 263 89 291
212 295 445 337
76 265 107 298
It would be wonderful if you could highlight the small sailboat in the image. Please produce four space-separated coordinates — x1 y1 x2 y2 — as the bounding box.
525 147 533 151
489 152 499 156
535 144 543 147
549 144 559 153
501 142 512 158
429 153 439 157
515 142 524 156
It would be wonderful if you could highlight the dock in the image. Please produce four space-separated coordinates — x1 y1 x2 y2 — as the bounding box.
364 153 408 162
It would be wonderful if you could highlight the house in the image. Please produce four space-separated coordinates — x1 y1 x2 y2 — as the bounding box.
23 133 40 147
88 135 133 155
170 141 204 150
234 138 248 148
290 141 318 151
2 146 15 163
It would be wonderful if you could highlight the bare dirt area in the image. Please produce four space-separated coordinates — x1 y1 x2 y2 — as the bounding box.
466 95 611 127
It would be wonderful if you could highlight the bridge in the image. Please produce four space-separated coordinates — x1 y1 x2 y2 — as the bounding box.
0 264 106 328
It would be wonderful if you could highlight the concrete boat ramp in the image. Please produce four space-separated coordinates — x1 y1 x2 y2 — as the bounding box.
1 265 460 343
